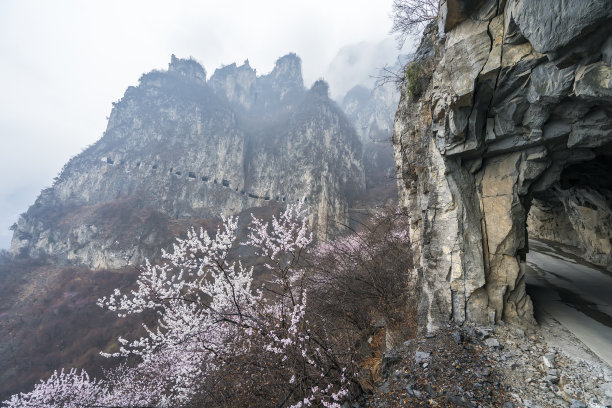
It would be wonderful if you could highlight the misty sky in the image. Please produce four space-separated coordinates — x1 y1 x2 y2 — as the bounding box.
0 0 411 249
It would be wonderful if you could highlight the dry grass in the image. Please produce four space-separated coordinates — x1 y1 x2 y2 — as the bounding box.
361 329 386 389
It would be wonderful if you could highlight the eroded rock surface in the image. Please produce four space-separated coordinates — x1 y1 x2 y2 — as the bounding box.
393 0 612 330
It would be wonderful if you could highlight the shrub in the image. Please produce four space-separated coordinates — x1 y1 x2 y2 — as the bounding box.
4 203 416 407
405 62 426 99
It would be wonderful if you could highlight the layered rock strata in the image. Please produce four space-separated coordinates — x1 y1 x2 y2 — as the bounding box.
393 0 612 330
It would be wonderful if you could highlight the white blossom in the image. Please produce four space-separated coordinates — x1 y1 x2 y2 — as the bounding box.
5 200 353 407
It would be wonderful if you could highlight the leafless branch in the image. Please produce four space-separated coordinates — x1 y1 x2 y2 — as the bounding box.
391 0 439 48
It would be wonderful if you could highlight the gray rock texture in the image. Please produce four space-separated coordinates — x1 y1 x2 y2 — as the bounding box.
528 185 612 270
393 0 612 330
10 54 365 269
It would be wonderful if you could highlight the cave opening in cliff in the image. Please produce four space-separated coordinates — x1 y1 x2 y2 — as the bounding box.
524 144 612 360
527 145 612 271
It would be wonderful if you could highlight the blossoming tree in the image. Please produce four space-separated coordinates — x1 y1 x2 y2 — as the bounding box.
4 201 354 408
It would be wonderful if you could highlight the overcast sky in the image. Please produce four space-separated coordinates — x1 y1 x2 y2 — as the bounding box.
0 0 410 249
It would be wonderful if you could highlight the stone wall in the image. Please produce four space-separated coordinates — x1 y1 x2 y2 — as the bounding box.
393 0 612 330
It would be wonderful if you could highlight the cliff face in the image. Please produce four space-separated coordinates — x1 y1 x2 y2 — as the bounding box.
342 84 397 145
10 54 365 269
393 0 612 330
341 83 398 191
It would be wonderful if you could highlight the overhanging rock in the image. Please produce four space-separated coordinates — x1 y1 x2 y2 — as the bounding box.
394 0 612 331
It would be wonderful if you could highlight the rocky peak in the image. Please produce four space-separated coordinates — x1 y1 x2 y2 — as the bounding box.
342 85 371 114
338 82 399 199
10 54 365 269
168 54 207 84
209 53 305 114
265 53 304 90
253 53 305 112
341 84 398 145
209 60 257 110
309 79 330 98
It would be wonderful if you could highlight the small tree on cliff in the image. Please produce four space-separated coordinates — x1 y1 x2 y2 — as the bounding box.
374 0 438 90
391 0 439 48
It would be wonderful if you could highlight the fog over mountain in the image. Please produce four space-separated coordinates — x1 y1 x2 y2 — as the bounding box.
323 37 404 100
0 0 412 249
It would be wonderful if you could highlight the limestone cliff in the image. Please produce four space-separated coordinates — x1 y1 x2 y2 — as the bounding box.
10 54 365 269
393 0 612 330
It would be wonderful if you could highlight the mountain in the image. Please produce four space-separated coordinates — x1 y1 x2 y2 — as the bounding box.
0 53 370 400
341 82 399 202
9 54 365 270
342 84 396 146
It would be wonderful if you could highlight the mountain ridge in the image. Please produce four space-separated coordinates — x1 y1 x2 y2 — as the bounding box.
9 54 366 269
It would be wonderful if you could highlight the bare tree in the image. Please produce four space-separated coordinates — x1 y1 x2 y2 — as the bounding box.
373 64 406 91
371 54 414 92
391 0 439 48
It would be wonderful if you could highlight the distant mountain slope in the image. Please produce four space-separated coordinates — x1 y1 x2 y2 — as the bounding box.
341 82 399 202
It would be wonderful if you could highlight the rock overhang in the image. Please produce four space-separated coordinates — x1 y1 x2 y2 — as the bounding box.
393 0 612 330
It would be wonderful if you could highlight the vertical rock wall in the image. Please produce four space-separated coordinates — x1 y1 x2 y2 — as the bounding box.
393 0 612 330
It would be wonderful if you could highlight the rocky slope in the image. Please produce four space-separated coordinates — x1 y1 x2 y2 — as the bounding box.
367 321 612 407
393 0 612 330
9 54 365 269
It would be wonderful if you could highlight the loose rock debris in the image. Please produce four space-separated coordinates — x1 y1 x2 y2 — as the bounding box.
358 323 611 408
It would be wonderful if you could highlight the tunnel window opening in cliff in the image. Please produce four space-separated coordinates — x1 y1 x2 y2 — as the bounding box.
524 145 612 342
